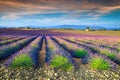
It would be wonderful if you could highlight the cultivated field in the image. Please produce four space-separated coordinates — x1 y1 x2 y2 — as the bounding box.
0 29 120 80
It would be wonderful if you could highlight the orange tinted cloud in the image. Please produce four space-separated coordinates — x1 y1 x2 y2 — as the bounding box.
0 0 120 19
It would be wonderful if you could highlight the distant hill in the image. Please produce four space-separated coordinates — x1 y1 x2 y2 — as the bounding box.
0 25 120 30
29 25 105 30
29 25 112 30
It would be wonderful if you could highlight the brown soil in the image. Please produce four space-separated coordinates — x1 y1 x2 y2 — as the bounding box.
39 39 46 66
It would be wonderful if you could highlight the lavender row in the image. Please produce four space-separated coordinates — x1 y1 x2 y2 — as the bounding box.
71 37 119 52
45 36 76 68
52 37 90 63
74 38 119 53
4 36 44 67
0 36 16 41
0 36 28 46
0 37 36 60
61 37 118 67
63 38 120 65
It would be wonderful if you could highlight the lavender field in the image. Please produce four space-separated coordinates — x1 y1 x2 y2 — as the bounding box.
0 29 120 80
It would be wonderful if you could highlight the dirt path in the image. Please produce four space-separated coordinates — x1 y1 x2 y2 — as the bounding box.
39 39 46 66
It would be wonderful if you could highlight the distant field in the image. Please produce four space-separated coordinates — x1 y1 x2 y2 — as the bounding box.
51 29 120 36
0 28 120 36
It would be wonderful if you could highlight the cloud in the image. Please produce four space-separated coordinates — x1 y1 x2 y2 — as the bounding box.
0 0 120 20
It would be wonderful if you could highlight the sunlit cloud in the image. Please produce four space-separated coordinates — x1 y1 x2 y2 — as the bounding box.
0 0 120 27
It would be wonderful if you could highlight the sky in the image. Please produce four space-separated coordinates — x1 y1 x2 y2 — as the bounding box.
0 0 120 28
